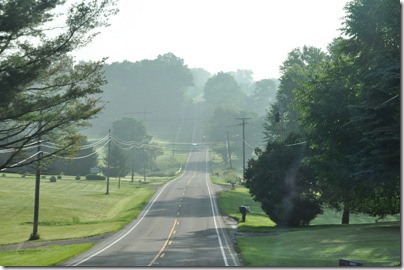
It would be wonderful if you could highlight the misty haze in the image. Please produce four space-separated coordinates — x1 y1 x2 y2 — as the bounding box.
0 0 399 267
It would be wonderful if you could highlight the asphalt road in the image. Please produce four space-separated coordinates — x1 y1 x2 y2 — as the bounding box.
62 145 240 267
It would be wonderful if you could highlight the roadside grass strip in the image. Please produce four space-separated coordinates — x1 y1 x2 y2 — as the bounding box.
237 222 400 267
218 187 400 267
0 243 93 266
0 174 155 245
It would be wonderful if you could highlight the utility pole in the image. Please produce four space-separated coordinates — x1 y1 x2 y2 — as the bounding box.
226 131 232 169
31 121 42 240
172 133 175 158
106 129 111 195
131 107 151 183
236 117 251 179
131 126 135 183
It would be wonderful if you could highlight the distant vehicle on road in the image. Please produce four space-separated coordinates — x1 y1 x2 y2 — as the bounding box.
191 143 198 151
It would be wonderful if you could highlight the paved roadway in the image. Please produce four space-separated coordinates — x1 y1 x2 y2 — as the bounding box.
62 144 240 267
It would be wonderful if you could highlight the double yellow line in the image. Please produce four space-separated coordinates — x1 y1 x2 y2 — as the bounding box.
148 151 200 266
148 219 179 266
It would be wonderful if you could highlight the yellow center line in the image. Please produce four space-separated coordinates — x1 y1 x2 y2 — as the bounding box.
148 219 178 266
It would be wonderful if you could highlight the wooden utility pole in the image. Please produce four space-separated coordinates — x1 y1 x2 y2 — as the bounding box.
31 121 42 240
226 131 232 169
106 129 111 195
172 133 175 158
131 126 135 182
236 117 251 179
132 107 151 183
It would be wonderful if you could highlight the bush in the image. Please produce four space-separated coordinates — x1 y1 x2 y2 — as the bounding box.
245 135 322 227
86 174 105 180
75 175 81 180
57 175 62 179
147 170 175 177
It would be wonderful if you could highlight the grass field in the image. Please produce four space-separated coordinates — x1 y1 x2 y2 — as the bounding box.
218 187 401 267
0 243 93 266
0 173 169 245
0 172 400 267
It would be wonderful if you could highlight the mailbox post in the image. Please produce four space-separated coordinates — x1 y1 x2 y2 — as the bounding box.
239 205 249 222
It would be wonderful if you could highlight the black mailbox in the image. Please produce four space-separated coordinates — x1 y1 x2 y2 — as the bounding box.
239 205 249 222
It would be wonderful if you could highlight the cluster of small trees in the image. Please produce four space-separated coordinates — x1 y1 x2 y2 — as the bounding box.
202 72 279 169
245 0 400 226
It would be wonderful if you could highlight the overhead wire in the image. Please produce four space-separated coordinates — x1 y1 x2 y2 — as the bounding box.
44 138 110 160
0 151 42 171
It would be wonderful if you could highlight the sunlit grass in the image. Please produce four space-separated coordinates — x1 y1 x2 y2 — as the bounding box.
237 222 400 267
0 243 93 266
218 187 401 267
0 174 157 245
218 188 276 231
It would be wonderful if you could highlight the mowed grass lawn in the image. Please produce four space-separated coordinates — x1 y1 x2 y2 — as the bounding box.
0 243 93 266
1 174 400 267
218 187 401 267
0 174 156 245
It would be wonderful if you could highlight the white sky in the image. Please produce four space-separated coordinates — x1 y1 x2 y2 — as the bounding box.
72 0 350 81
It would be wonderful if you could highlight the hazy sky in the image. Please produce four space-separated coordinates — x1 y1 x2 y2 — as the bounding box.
72 0 351 80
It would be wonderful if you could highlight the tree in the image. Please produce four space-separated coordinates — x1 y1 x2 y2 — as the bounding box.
263 46 327 141
47 138 99 176
111 117 147 175
341 0 400 216
294 0 400 222
186 68 210 99
104 142 129 178
251 79 277 116
88 53 194 137
245 134 322 227
0 0 118 171
203 72 247 114
295 40 363 224
205 106 265 170
231 69 255 96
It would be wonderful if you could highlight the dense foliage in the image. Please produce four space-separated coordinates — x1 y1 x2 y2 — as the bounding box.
246 0 399 225
245 135 322 226
105 117 163 178
88 53 194 136
0 0 117 171
47 139 99 176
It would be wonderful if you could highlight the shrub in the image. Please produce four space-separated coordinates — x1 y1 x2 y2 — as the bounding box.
245 135 322 227
86 174 105 180
147 170 175 177
75 175 81 180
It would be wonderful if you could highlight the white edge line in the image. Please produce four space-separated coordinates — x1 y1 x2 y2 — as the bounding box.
205 147 236 267
71 152 194 266
71 182 171 266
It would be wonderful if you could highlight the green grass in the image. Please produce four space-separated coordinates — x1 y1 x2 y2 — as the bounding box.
237 222 400 267
0 243 93 266
0 173 177 266
1 172 400 267
218 187 401 267
0 174 158 245
218 188 276 231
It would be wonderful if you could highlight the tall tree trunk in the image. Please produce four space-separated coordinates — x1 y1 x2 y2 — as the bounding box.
342 204 350 224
